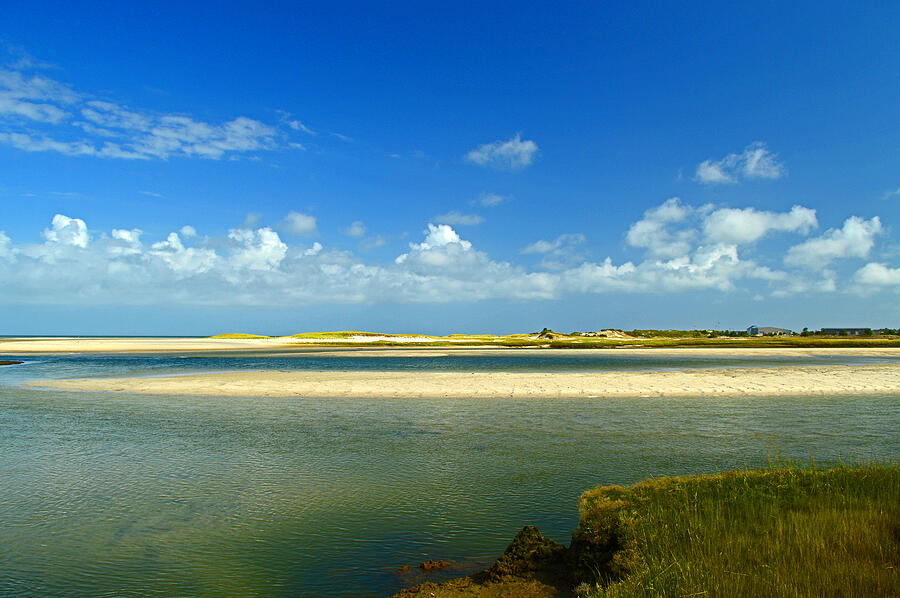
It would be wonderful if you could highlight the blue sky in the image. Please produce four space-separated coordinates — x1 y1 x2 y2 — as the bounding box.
1 2 898 335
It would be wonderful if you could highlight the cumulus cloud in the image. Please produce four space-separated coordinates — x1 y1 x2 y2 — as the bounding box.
0 58 302 160
342 221 367 237
465 133 538 170
695 142 786 184
853 262 900 287
0 208 891 308
784 216 882 269
150 232 217 275
433 211 484 226
703 205 817 244
42 214 89 248
108 228 143 256
227 227 287 271
626 198 694 258
395 224 473 266
282 211 318 236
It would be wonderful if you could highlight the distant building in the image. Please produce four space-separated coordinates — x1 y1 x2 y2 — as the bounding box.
758 327 793 336
821 328 870 336
747 325 793 336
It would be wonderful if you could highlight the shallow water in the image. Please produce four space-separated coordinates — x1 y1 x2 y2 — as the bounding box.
1 352 898 597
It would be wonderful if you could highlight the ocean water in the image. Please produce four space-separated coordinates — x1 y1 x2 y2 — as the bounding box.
1 350 898 597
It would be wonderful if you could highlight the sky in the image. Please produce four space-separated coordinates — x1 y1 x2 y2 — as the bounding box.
1 1 898 335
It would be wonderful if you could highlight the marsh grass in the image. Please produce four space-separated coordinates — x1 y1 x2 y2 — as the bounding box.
580 459 900 597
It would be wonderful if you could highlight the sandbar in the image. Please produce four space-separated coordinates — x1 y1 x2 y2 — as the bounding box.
26 363 900 398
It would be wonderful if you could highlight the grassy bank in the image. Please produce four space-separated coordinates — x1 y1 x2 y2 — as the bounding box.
579 459 900 597
395 460 900 597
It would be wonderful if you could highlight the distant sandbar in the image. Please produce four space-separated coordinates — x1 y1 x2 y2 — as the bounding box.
27 363 900 399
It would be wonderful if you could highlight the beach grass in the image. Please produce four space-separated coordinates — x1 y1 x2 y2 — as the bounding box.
577 459 900 597
289 330 443 339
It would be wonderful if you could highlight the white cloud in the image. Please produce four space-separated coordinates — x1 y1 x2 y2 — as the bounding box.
342 221 367 237
0 208 892 308
150 232 217 275
882 188 900 200
287 120 315 134
465 133 539 170
853 262 900 287
108 228 143 256
361 235 388 252
179 225 197 238
703 205 817 245
695 142 786 184
396 224 472 265
228 227 287 271
282 211 318 236
0 60 294 161
433 211 484 226
480 193 508 207
42 214 89 248
522 233 587 270
626 198 694 258
522 233 585 254
0 68 77 124
0 231 10 258
784 216 882 269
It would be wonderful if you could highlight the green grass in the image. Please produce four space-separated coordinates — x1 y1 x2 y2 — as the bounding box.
576 459 900 597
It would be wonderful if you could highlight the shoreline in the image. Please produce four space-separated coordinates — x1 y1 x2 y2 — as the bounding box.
25 363 900 399
3 336 900 355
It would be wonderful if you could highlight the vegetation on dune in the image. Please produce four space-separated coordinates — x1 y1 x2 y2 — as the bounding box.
579 459 900 597
208 329 900 348
289 331 442 339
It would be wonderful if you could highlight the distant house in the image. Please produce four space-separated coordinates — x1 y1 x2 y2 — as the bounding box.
820 328 870 336
758 327 793 336
747 326 792 336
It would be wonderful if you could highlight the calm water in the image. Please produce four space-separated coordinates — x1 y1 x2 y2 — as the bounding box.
1 351 898 597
